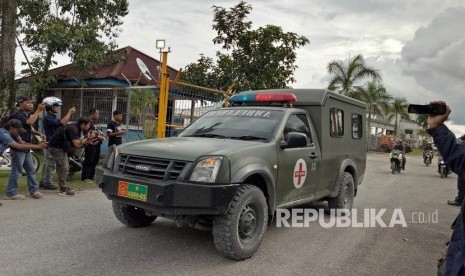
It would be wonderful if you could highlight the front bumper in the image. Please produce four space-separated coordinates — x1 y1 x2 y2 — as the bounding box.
96 167 239 216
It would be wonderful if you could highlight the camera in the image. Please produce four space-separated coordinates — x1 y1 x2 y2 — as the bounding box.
407 103 447 115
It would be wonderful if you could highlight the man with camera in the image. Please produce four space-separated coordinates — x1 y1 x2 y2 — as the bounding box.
47 117 96 196
425 102 465 275
5 96 46 200
1 119 47 200
81 108 106 183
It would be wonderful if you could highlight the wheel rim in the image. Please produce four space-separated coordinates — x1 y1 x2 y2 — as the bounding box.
238 204 258 243
343 185 350 205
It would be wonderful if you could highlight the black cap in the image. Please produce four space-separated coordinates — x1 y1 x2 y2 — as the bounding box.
113 110 123 116
15 96 32 107
5 119 26 134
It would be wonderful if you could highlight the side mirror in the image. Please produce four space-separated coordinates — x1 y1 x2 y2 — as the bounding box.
280 132 307 149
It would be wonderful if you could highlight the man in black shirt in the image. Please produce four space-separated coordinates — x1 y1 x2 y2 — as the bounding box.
6 96 46 200
107 110 127 147
81 108 106 183
48 117 96 196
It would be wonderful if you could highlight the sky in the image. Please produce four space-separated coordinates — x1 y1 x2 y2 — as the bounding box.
15 0 465 134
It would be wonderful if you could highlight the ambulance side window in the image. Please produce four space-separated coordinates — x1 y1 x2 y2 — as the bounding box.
283 114 312 145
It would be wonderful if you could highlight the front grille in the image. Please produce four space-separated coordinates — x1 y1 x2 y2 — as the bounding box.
118 154 188 181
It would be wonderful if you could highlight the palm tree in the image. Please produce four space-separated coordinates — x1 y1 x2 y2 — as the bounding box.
387 97 410 136
353 81 392 149
416 113 428 129
327 54 381 96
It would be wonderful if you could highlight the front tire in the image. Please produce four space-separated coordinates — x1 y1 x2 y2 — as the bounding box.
212 185 268 260
328 172 355 210
112 201 156 228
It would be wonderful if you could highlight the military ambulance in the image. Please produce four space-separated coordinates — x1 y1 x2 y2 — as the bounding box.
97 89 367 260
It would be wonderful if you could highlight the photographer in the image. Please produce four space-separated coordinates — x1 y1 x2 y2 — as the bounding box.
81 108 106 183
426 102 465 275
48 117 96 196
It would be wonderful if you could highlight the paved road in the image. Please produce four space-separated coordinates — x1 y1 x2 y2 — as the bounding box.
0 153 460 276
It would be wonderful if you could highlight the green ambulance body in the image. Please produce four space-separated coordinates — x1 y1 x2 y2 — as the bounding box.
97 89 367 260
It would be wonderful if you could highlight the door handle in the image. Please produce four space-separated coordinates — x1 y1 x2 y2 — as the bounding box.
309 152 318 159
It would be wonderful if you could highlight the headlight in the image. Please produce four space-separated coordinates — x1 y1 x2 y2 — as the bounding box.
189 156 222 183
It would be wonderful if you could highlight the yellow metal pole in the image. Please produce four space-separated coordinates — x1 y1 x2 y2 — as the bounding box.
157 51 169 138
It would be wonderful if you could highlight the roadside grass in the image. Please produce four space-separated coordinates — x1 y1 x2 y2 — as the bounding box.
0 152 96 196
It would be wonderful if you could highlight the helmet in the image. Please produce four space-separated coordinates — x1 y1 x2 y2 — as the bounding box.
43 97 62 114
42 96 62 107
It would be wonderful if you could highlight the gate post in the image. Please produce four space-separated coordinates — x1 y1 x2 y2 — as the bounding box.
157 51 169 138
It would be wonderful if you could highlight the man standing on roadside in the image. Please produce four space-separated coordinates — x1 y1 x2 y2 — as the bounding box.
427 102 465 275
40 96 76 190
81 108 106 183
5 97 46 200
48 117 96 196
447 134 465 206
107 110 127 147
1 119 47 200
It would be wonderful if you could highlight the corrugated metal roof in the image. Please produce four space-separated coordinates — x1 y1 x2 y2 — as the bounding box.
16 46 179 87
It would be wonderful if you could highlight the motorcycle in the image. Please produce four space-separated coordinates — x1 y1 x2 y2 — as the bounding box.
0 148 40 173
390 149 404 174
67 148 85 181
438 155 452 178
423 150 433 166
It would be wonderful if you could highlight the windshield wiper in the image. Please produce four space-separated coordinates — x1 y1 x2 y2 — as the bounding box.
188 133 229 139
230 135 267 141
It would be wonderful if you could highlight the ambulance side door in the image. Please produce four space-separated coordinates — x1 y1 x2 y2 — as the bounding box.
275 112 322 205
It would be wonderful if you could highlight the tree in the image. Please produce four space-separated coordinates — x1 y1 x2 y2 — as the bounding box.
0 0 18 116
352 81 392 148
416 113 428 129
181 1 310 91
327 54 380 96
387 97 410 136
17 0 129 97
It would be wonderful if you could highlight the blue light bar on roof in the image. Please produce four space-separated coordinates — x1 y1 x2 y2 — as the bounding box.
229 92 297 103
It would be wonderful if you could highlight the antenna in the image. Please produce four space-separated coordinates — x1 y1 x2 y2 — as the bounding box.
136 58 155 81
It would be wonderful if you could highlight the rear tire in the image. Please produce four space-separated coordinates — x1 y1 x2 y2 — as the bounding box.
32 152 40 172
112 201 156 228
391 162 396 174
440 168 445 178
212 185 268 260
22 152 40 175
328 172 355 210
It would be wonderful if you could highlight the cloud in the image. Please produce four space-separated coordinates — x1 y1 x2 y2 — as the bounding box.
399 6 465 125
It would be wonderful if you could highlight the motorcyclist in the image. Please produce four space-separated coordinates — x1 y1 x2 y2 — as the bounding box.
393 139 406 170
423 141 434 162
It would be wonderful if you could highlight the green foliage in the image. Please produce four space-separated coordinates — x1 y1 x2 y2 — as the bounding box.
387 97 410 136
130 88 158 136
17 0 129 96
327 54 380 96
416 113 428 129
352 81 392 149
181 1 309 91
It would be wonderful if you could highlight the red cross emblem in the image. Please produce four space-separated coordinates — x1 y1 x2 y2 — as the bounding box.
293 159 307 188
